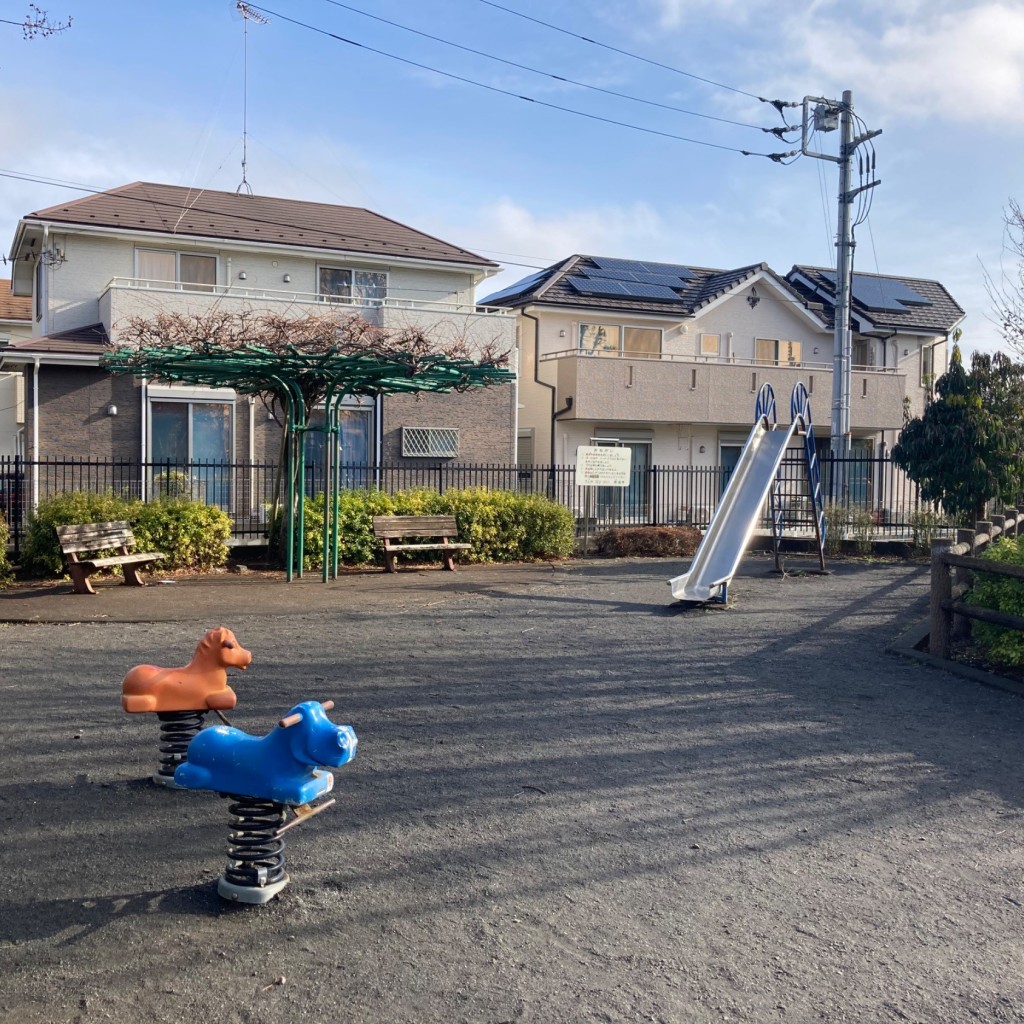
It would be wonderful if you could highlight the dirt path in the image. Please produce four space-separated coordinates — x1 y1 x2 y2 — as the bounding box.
2 558 1023 1023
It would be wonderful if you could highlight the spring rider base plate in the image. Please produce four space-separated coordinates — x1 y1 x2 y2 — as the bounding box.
217 873 290 904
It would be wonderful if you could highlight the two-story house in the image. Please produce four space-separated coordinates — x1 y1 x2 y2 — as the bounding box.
0 182 517 486
483 255 963 516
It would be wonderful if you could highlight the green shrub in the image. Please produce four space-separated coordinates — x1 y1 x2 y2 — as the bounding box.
133 499 231 571
21 491 231 578
823 503 851 557
967 536 1024 666
22 491 142 576
292 487 575 569
594 526 702 557
908 507 953 555
849 507 875 556
0 511 12 587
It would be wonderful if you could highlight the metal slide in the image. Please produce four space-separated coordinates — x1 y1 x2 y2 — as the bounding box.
670 384 799 604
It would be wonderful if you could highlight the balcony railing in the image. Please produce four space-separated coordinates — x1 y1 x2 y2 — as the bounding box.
540 347 901 374
105 278 513 317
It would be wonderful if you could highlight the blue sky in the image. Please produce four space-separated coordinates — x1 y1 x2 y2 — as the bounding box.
2 0 1021 355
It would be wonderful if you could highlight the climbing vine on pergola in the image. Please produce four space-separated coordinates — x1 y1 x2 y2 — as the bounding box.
102 310 515 580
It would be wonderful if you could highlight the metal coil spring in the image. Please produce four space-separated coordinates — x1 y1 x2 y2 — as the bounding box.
223 796 287 889
155 710 207 780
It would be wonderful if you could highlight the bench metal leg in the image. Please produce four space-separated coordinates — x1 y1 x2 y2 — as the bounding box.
120 564 148 587
383 548 397 573
443 552 456 571
67 564 97 595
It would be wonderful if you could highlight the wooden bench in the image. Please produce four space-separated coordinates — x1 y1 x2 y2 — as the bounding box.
372 515 471 573
56 520 165 595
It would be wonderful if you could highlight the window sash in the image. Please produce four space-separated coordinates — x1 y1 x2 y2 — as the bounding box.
699 333 721 357
622 327 661 356
180 254 216 292
136 249 216 290
755 338 801 366
754 338 777 365
319 267 388 304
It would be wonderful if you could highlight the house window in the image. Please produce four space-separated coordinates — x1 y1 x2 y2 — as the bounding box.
305 398 376 490
318 267 388 305
402 426 459 458
699 333 721 357
579 323 661 357
623 327 661 356
150 398 232 506
755 339 802 366
579 323 620 355
921 343 935 387
136 249 216 291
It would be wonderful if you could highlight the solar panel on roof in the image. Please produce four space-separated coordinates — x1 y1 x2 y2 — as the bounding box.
568 278 630 297
620 282 683 300
479 269 549 304
588 256 694 282
820 271 931 312
569 277 682 301
579 268 688 288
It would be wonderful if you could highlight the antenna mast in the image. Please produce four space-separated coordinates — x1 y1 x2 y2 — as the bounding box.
236 2 268 195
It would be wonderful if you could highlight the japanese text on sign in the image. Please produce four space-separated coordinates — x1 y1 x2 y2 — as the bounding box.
576 446 632 487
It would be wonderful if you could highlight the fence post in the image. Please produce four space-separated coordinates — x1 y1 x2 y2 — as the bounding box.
1007 508 1020 539
930 537 954 660
976 520 993 554
952 528 974 639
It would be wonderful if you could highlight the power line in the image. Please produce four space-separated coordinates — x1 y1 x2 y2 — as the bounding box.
245 4 794 160
474 0 766 102
319 0 770 134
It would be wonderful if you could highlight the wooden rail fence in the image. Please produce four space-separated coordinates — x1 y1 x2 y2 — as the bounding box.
930 509 1024 660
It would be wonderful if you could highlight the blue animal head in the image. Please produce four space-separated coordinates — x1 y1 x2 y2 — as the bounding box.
279 700 357 769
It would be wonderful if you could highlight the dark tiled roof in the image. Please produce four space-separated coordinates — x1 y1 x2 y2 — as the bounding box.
0 279 31 322
23 182 496 268
787 265 965 334
3 323 109 354
483 255 823 320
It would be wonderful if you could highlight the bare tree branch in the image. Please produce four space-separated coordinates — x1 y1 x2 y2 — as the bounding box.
0 5 72 39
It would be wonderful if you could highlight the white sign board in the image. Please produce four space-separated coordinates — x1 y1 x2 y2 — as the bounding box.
576 446 632 487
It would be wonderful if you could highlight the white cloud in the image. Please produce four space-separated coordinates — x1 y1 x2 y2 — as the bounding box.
480 196 669 264
781 3 1024 124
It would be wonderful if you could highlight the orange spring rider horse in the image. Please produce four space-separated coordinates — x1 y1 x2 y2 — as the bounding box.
121 626 252 713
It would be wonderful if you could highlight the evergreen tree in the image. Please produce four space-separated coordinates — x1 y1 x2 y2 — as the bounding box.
891 343 1024 523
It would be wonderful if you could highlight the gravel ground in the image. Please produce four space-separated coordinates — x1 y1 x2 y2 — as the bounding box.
2 556 1024 1024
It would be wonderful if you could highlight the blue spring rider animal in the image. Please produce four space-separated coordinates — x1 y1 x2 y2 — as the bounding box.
175 699 357 804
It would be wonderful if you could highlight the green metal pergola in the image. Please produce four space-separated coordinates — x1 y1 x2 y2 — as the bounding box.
102 342 515 581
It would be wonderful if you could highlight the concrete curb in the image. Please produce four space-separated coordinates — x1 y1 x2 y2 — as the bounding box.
887 618 1024 699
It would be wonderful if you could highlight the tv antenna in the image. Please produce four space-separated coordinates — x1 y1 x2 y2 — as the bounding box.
235 2 268 195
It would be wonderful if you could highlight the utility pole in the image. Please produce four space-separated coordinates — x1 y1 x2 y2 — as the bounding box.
801 91 881 496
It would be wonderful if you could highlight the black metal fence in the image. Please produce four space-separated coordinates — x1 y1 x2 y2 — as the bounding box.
0 452 948 557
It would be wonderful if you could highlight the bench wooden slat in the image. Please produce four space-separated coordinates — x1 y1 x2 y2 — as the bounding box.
384 542 471 552
56 520 139 554
80 553 164 570
372 515 459 538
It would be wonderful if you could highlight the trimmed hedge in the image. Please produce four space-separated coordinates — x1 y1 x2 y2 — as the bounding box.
966 535 1024 666
295 487 576 570
593 525 701 557
0 511 11 586
22 491 232 577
